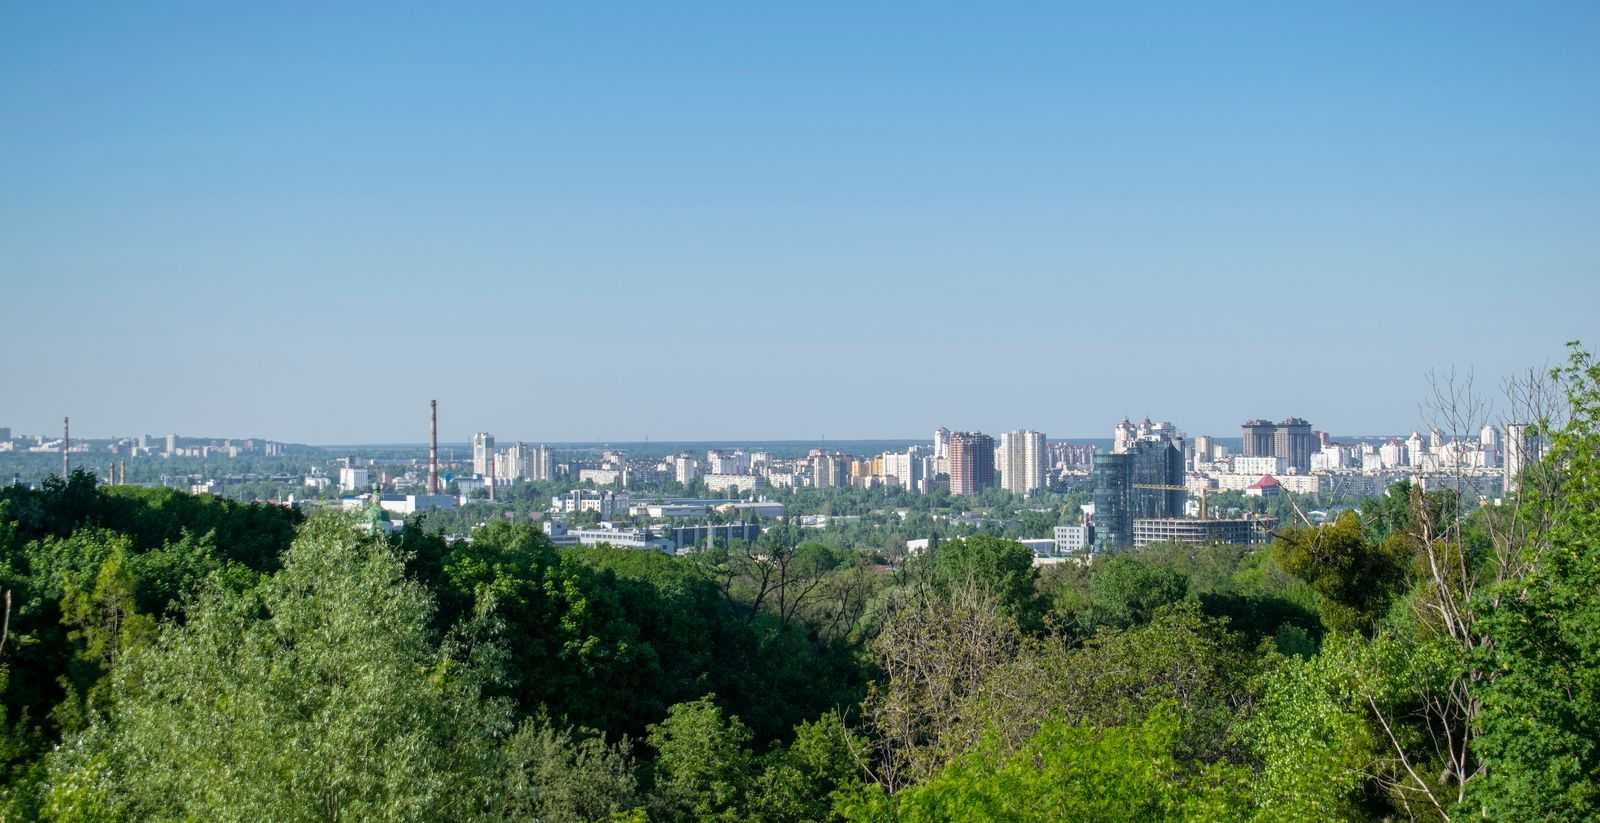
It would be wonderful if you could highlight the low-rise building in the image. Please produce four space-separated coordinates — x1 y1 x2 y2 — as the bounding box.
542 521 673 552
578 468 626 486
552 489 631 518
1233 456 1285 476
1053 524 1094 555
713 501 786 518
375 494 458 515
1132 517 1276 546
1244 475 1282 497
667 522 762 552
1018 538 1057 558
338 467 370 493
704 474 761 494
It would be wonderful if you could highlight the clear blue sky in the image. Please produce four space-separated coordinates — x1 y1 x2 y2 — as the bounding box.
3 3 1596 444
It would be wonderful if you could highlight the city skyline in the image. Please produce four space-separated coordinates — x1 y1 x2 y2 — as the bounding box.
4 5 1597 443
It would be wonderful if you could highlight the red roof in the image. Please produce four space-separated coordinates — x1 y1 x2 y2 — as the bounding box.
1248 475 1281 489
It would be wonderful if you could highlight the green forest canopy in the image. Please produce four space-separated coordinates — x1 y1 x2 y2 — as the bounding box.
0 343 1596 821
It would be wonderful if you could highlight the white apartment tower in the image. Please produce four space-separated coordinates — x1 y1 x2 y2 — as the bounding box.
674 454 702 485
472 432 496 476
882 449 927 494
1113 418 1136 454
1479 424 1501 467
1405 432 1425 468
529 444 555 481
999 430 1048 496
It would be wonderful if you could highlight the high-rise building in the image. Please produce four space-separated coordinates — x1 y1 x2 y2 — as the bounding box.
504 442 552 483
808 452 845 488
998 430 1047 496
1479 424 1501 468
1273 418 1314 473
882 449 927 493
933 427 951 460
948 432 996 496
707 450 749 475
1504 423 1543 493
1241 420 1276 458
1406 432 1426 467
165 433 178 457
1379 439 1405 469
1113 418 1137 454
497 442 529 481
472 432 496 476
529 445 555 481
1192 435 1214 465
674 454 702 485
1092 438 1184 550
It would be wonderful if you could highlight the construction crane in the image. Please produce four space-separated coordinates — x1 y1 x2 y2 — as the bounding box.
1133 483 1211 519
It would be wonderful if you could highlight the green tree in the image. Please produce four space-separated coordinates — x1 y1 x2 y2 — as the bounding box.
749 710 868 823
647 696 755 822
922 535 1044 631
839 706 1248 822
44 515 513 822
1244 634 1381 821
1472 342 1600 819
951 601 1257 767
1061 555 1191 633
1273 511 1410 634
497 715 642 822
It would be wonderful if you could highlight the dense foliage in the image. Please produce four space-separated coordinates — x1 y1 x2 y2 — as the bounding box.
2 344 1598 820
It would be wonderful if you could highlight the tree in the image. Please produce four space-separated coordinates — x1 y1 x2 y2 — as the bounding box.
496 715 641 822
863 574 1021 789
44 514 513 821
951 601 1258 767
749 710 868 823
1055 554 1190 634
1244 634 1382 821
921 535 1044 631
1472 342 1600 819
646 696 755 822
1273 511 1409 634
840 706 1248 822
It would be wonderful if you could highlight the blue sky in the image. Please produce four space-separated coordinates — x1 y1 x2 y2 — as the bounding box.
2 3 1596 444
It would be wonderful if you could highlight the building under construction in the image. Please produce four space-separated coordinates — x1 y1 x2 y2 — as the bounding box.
1131 516 1278 547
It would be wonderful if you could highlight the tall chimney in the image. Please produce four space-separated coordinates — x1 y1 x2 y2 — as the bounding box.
62 417 70 479
428 400 440 495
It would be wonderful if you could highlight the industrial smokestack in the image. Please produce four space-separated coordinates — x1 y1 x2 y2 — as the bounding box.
428 400 440 495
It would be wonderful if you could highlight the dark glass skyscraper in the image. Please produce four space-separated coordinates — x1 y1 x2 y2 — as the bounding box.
1093 438 1184 549
1092 452 1132 548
